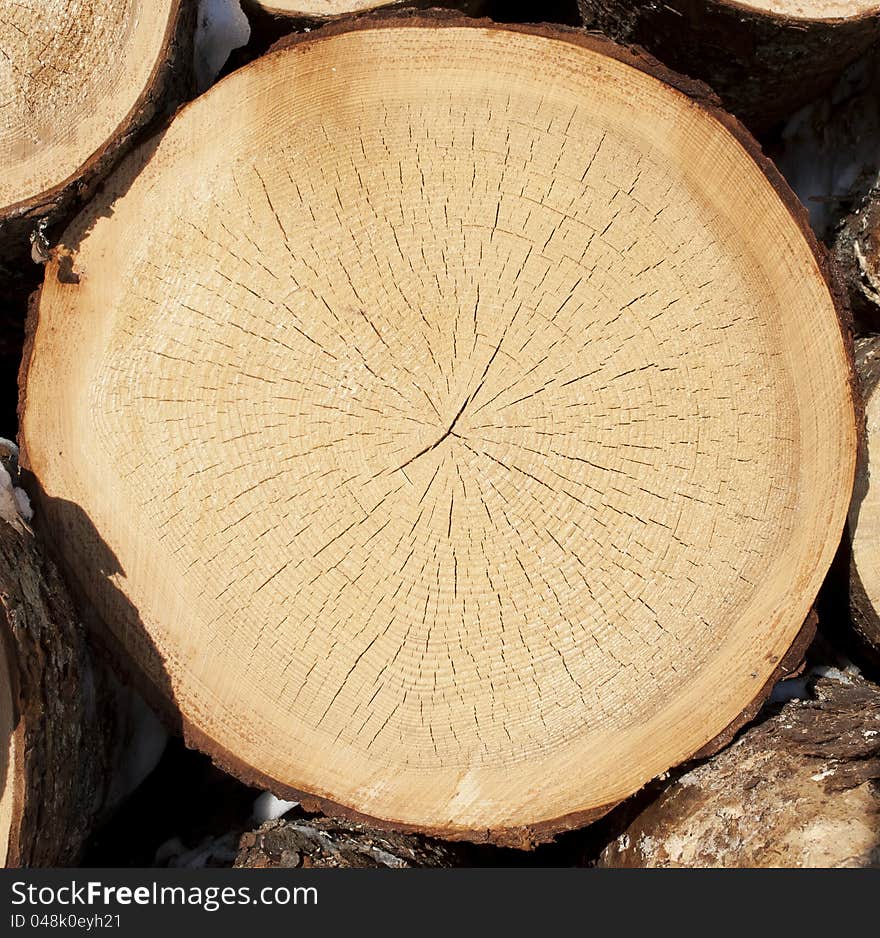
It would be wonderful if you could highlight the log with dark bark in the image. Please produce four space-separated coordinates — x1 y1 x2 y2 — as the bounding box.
236 816 468 867
20 15 858 845
0 445 110 867
577 1 880 130
599 675 880 868
0 0 194 262
846 336 880 668
835 180 880 332
242 0 485 23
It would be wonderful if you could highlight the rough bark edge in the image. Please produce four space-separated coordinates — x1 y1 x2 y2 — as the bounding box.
17 11 858 848
834 183 880 333
0 519 112 867
0 0 195 263
576 1 880 130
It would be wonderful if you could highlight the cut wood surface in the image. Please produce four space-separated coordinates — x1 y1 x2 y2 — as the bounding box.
236 816 468 867
0 444 109 867
20 16 858 845
847 336 880 667
0 0 192 259
577 1 880 129
598 675 880 868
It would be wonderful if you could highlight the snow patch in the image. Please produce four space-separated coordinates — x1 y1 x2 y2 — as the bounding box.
253 792 299 823
812 666 854 685
0 439 34 528
194 0 250 92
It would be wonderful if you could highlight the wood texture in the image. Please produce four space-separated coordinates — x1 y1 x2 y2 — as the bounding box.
0 0 194 261
577 1 880 129
20 15 858 844
599 675 880 868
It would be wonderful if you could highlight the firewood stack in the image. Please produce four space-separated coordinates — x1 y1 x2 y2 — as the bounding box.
2 0 879 868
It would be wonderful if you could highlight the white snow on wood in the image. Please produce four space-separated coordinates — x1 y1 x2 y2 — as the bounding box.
194 0 251 93
0 439 33 529
253 791 299 822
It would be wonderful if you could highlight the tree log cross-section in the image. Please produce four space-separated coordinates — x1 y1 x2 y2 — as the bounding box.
244 0 485 22
0 0 193 260
577 2 880 130
19 16 858 845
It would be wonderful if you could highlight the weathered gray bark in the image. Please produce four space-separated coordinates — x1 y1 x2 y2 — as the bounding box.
0 440 166 867
0 505 111 866
835 183 880 333
235 816 470 868
599 675 880 868
577 1 880 130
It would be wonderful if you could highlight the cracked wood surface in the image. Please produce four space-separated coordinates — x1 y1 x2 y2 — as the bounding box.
20 16 857 842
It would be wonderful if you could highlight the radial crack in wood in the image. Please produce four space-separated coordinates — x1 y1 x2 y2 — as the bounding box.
0 0 193 260
19 16 858 845
577 1 880 130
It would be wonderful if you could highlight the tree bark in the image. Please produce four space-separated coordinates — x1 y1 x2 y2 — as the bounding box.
577 1 880 130
0 439 167 867
19 14 858 845
835 180 880 333
599 675 880 868
236 816 469 867
0 484 111 866
0 0 195 264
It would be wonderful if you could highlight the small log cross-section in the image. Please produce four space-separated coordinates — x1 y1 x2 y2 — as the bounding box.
0 0 193 260
599 676 880 868
20 16 857 845
577 2 880 130
244 0 484 21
